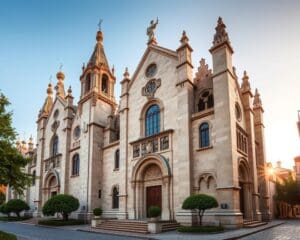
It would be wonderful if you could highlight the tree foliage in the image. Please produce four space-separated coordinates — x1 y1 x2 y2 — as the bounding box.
274 173 300 216
148 206 161 218
0 192 5 205
182 194 218 225
0 203 9 217
6 199 29 218
0 92 32 195
42 194 79 221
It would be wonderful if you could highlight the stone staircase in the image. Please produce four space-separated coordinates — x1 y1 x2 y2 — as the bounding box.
95 219 180 234
161 221 180 232
243 219 268 228
95 220 149 234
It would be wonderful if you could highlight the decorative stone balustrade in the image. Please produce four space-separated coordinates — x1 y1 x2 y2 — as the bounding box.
44 154 62 172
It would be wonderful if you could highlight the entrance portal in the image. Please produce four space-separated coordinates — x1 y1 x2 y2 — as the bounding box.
146 185 162 217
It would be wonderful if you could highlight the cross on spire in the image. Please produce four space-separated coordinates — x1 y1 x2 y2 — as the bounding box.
59 63 63 71
98 19 103 31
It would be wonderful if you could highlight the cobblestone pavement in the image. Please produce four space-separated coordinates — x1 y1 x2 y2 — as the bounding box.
0 222 147 240
241 220 300 240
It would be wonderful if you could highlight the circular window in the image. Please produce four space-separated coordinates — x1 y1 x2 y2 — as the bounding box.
235 103 242 121
73 126 81 140
145 63 157 78
53 109 59 118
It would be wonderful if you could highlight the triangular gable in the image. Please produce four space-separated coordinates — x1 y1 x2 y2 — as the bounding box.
128 45 178 91
45 95 67 125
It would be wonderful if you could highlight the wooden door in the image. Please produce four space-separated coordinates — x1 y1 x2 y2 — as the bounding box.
239 182 245 217
146 185 162 218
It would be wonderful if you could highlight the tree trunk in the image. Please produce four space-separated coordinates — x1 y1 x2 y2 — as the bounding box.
198 210 204 226
63 213 68 221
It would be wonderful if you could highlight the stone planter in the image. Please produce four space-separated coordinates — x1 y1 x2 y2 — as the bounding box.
147 220 162 233
91 218 104 228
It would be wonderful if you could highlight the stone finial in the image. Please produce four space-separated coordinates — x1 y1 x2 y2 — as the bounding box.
47 83 53 96
212 17 231 47
96 30 103 44
28 135 34 151
123 67 130 78
253 88 262 107
82 63 85 72
112 65 115 75
67 85 72 96
180 30 189 45
194 58 212 82
55 70 66 98
241 70 251 92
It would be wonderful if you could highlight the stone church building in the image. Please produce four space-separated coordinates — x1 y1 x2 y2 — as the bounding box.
7 17 271 228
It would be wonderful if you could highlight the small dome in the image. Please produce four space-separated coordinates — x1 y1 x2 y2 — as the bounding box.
47 83 53 95
56 71 65 80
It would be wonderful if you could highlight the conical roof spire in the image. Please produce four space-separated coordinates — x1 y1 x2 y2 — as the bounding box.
39 83 53 118
241 70 251 93
87 29 110 69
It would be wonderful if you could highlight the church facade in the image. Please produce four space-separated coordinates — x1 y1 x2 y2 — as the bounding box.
7 17 271 228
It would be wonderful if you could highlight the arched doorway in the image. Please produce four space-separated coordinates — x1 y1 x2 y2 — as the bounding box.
131 154 171 220
43 170 60 203
238 159 252 220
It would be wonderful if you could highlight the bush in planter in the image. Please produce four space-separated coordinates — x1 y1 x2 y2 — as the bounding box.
42 194 79 221
148 206 161 218
93 208 103 217
182 194 218 226
6 199 29 218
0 231 17 240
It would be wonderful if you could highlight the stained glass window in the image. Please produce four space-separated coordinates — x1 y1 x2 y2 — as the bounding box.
145 104 160 136
200 123 210 148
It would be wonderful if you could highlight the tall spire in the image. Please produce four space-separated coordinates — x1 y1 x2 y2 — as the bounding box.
241 70 251 93
210 17 233 53
253 88 263 107
39 83 53 118
87 27 110 69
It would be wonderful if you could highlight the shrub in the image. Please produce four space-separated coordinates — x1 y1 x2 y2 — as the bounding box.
148 206 161 218
0 192 5 205
177 225 224 233
0 231 17 240
0 203 9 217
6 199 29 218
93 208 102 216
182 194 218 226
42 194 79 221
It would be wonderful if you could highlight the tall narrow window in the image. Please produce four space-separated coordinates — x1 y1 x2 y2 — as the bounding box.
145 104 160 137
112 186 119 209
72 154 80 176
114 149 120 170
199 123 210 148
85 73 91 94
101 74 108 94
32 170 36 186
52 135 59 156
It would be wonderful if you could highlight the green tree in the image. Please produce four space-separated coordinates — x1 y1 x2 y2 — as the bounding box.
0 92 32 195
42 194 79 221
6 199 29 218
0 203 9 217
274 173 300 217
182 194 218 226
0 192 5 205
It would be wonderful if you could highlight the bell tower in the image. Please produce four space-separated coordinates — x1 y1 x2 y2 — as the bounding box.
79 29 116 112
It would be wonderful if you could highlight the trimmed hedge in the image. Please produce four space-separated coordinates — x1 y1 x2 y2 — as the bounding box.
6 199 30 218
177 225 224 233
0 216 31 222
0 231 17 240
148 206 161 218
38 219 85 226
93 208 103 216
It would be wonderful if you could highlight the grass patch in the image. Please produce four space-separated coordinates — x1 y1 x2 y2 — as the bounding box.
0 216 31 222
177 225 224 233
38 219 85 226
0 231 17 240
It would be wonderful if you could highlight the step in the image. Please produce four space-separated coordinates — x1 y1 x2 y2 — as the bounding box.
243 222 268 228
96 226 148 233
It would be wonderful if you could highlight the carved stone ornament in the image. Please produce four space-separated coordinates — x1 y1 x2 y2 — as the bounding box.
142 78 161 98
51 120 60 132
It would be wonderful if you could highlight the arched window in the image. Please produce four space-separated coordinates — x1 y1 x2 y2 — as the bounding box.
101 74 108 94
197 89 214 112
199 123 210 148
145 104 160 137
32 170 36 186
52 135 59 156
112 186 119 209
85 73 91 94
72 154 80 176
114 149 120 170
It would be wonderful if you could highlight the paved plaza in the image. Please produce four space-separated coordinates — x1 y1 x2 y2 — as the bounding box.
0 220 299 240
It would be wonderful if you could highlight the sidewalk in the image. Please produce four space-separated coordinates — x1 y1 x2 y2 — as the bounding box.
77 221 285 240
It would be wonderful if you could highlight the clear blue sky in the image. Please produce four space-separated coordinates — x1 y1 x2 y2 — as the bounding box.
1 0 300 168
